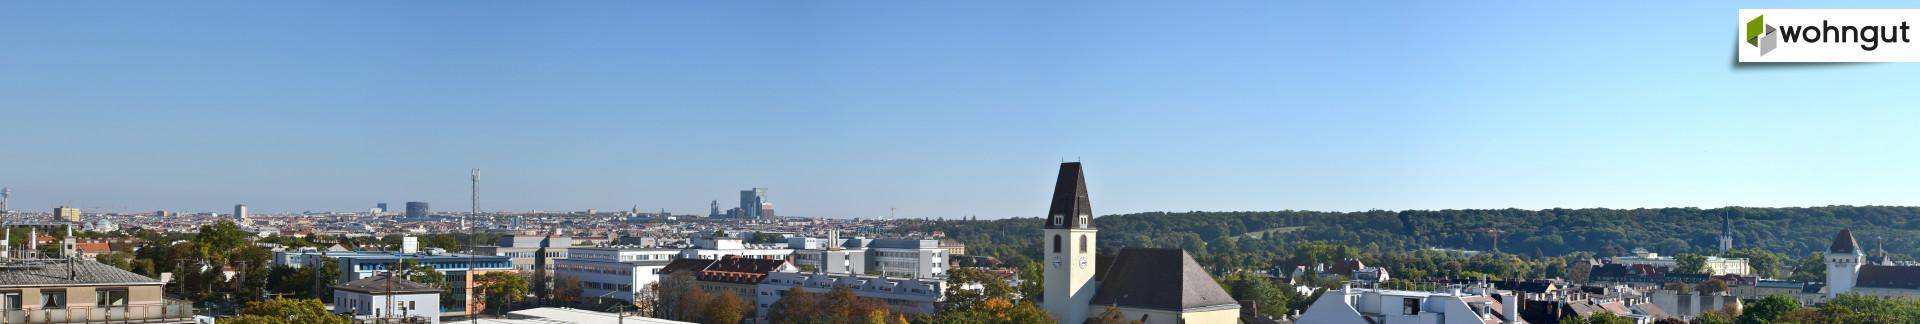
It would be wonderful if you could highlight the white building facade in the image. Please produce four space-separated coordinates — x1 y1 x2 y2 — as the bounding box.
755 272 946 322
555 247 680 302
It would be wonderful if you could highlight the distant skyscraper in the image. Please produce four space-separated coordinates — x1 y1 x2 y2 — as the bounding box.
740 188 767 219
0 186 9 215
406 202 430 219
376 202 388 213
710 200 722 218
233 204 249 223
54 206 80 222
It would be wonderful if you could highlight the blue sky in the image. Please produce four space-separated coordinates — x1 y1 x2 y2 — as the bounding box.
3 1 1919 217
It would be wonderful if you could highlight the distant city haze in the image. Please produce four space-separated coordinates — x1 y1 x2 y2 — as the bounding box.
6 2 1920 217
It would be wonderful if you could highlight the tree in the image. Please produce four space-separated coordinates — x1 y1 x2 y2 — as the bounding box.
704 293 748 324
1091 306 1141 324
553 275 583 306
475 271 529 316
767 286 821 323
944 268 1015 310
1695 279 1728 295
632 282 662 318
1739 295 1800 324
1725 248 1784 278
232 298 350 324
1673 254 1709 275
1789 252 1827 282
1226 273 1290 318
671 286 710 322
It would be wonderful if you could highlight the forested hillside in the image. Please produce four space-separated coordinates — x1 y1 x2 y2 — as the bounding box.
905 206 1920 279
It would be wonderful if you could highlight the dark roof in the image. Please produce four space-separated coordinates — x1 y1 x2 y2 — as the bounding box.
1044 162 1094 230
334 274 440 295
658 259 716 276
1856 265 1920 290
1089 248 1238 311
1832 229 1860 254
0 260 160 286
664 255 790 285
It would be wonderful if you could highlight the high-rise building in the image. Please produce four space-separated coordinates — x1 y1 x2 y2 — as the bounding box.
376 203 388 213
405 202 430 219
0 186 9 214
54 206 80 222
739 188 766 219
709 200 721 218
233 204 249 223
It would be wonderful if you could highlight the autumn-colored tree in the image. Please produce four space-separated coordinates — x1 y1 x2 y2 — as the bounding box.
1091 306 1141 324
673 287 711 322
553 275 583 306
704 293 749 324
767 286 821 323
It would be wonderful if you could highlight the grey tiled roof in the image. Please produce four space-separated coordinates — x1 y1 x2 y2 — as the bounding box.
0 259 160 286
335 274 441 294
1090 247 1239 311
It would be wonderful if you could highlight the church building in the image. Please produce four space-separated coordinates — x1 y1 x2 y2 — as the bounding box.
1039 162 1241 324
1825 229 1920 299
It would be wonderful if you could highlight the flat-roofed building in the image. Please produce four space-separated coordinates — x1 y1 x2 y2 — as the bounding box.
554 247 679 303
755 272 946 322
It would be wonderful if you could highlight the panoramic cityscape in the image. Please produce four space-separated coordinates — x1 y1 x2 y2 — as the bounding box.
10 1 1920 324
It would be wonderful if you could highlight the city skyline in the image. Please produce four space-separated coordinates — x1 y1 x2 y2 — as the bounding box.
8 1 1920 217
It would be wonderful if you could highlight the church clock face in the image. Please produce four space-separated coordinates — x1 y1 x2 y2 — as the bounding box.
1078 256 1089 269
1052 256 1063 269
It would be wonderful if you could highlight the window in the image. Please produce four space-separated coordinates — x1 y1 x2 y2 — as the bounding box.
1402 298 1420 315
1079 235 1087 253
1053 235 1061 253
409 301 416 310
41 291 66 309
95 289 128 308
1051 214 1062 226
2 293 20 310
1079 214 1089 229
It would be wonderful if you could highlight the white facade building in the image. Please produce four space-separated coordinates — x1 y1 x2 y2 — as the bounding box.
680 237 793 261
1296 285 1521 324
555 247 680 302
755 272 946 321
1607 249 1752 276
332 274 442 324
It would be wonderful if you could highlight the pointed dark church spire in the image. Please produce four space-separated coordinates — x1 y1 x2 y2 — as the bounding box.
1831 229 1860 254
1046 162 1094 230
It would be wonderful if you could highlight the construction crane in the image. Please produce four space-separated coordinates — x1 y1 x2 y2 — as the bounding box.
1463 228 1507 253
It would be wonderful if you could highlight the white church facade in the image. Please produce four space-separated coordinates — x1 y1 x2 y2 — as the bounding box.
1039 162 1241 324
1824 229 1920 299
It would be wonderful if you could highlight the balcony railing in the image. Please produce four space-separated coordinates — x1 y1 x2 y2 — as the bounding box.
0 302 195 323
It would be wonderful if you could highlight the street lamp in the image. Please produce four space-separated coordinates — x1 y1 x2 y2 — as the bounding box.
594 290 636 324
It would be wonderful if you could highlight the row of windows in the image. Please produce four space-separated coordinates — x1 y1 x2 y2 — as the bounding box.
584 281 634 292
1 290 129 310
357 261 510 271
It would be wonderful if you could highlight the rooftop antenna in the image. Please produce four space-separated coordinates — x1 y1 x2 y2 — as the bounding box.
468 168 480 324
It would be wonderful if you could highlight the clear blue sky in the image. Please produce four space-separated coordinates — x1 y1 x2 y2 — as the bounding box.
4 1 1918 217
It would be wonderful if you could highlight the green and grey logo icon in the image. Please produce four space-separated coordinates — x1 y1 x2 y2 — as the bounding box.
1748 15 1777 55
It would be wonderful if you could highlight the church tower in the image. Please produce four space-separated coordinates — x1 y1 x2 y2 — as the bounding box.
1042 162 1097 324
1827 229 1864 297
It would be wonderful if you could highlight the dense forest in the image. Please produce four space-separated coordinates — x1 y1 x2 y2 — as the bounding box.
903 206 1920 281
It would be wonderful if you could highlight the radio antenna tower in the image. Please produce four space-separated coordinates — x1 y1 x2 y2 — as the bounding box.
468 168 479 324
